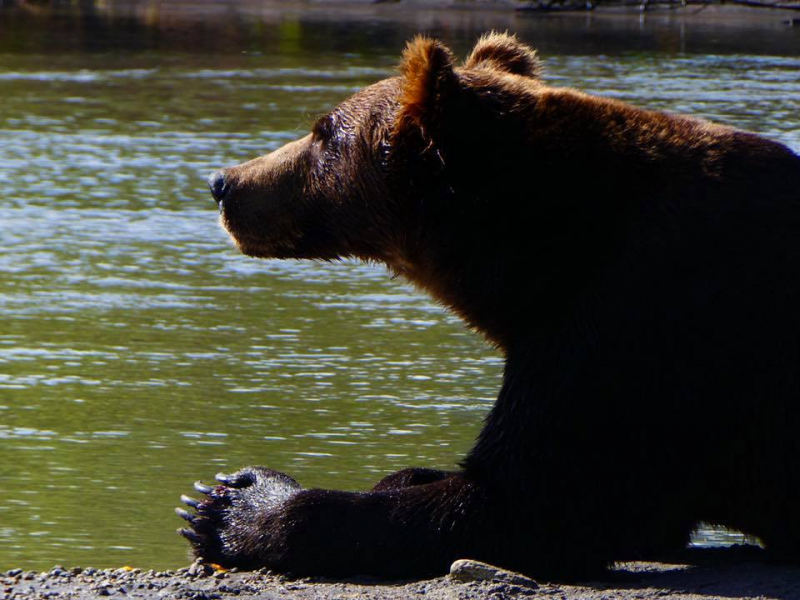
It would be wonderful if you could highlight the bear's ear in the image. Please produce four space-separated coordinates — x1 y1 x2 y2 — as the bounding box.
464 32 543 79
397 36 458 140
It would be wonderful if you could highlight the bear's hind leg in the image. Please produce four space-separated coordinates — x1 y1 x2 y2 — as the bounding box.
371 467 454 491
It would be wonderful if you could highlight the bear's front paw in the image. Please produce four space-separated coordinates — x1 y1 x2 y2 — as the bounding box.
176 466 301 569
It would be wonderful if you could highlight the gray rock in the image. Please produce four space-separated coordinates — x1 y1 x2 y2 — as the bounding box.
449 559 539 589
188 560 211 577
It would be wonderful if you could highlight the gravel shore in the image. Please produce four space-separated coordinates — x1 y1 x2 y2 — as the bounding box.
3 547 799 600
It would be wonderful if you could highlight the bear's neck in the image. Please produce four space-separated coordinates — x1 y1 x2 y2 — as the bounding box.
394 253 598 355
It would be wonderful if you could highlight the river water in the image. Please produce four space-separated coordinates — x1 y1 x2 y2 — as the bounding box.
1 0 798 572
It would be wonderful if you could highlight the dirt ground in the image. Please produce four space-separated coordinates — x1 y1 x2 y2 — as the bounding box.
3 547 800 600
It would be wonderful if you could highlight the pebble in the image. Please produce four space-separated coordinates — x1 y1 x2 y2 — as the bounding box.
188 560 213 578
449 559 539 589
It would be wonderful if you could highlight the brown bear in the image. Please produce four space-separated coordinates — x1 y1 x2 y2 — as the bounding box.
177 33 800 580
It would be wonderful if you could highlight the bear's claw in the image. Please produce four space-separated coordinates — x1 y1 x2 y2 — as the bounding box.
193 481 213 494
175 508 198 524
177 466 304 569
214 471 251 487
177 477 231 564
180 494 200 508
177 528 204 544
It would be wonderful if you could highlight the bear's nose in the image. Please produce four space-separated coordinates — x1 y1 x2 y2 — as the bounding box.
208 171 228 205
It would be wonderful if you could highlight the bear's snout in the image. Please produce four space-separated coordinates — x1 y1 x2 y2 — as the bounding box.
208 170 229 208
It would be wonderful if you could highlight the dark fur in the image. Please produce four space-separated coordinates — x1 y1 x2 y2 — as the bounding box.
182 33 800 580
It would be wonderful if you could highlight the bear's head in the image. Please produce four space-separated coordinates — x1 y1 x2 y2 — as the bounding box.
209 33 548 348
209 33 542 258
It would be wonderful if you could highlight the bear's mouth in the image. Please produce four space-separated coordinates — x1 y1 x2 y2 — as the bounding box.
218 214 300 260
218 213 254 253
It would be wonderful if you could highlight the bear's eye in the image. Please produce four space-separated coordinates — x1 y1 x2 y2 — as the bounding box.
312 114 336 142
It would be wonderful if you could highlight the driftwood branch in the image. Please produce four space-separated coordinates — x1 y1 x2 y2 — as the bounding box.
517 0 800 11
724 0 800 9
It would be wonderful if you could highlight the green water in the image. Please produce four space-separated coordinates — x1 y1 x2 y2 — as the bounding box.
1 0 798 571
